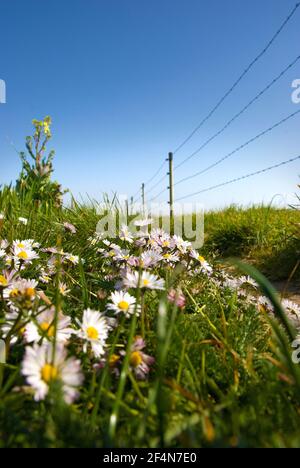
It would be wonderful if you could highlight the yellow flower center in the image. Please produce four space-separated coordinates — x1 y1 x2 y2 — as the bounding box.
40 322 55 337
130 351 143 368
17 251 28 260
41 364 58 383
198 255 205 263
142 279 150 287
163 253 171 259
87 326 99 340
25 287 35 298
258 305 266 314
118 300 129 311
162 241 169 247
17 243 25 248
109 354 120 367
9 288 20 298
0 275 8 287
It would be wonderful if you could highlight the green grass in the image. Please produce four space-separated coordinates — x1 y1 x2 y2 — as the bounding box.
202 204 300 281
1 188 300 448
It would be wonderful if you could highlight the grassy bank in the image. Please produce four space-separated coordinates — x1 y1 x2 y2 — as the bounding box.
202 205 300 281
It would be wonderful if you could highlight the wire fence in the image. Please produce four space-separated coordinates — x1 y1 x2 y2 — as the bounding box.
131 3 300 212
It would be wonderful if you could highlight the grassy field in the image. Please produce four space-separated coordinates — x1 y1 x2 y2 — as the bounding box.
203 204 300 281
1 119 300 448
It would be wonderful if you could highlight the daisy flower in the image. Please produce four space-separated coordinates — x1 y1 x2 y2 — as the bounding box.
18 217 28 225
167 289 186 309
0 269 17 289
63 222 77 234
173 235 192 254
257 295 274 313
162 252 180 264
12 244 39 265
239 276 258 289
114 249 131 263
4 278 38 307
12 239 38 250
22 343 83 403
140 250 162 268
134 219 153 227
282 299 300 315
124 271 165 290
24 307 74 343
65 253 79 265
107 291 140 318
58 282 71 297
119 225 134 243
190 251 213 274
76 309 109 357
126 336 155 380
1 307 25 345
0 239 9 250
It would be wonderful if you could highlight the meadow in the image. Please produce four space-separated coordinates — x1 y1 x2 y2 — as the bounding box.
0 118 300 448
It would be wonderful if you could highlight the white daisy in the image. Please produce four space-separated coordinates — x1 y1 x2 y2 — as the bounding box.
282 299 300 316
257 295 274 313
114 249 131 263
0 249 5 258
162 252 180 264
0 239 9 250
107 291 140 318
12 245 39 264
239 276 258 289
124 271 165 290
140 250 162 268
4 278 38 304
64 253 79 265
76 308 109 357
22 343 83 403
134 219 153 227
58 282 71 297
119 225 134 243
24 307 74 344
173 235 192 253
1 307 25 345
18 217 28 225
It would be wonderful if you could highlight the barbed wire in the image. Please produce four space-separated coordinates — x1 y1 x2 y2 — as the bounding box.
174 54 300 171
145 173 168 197
172 2 300 156
175 154 300 201
144 160 167 187
149 186 168 203
174 109 300 187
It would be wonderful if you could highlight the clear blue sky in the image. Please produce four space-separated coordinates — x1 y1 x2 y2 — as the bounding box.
0 0 299 209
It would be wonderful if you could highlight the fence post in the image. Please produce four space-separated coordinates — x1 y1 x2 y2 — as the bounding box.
167 152 174 233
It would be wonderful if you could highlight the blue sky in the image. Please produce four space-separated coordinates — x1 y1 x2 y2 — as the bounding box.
0 0 299 210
